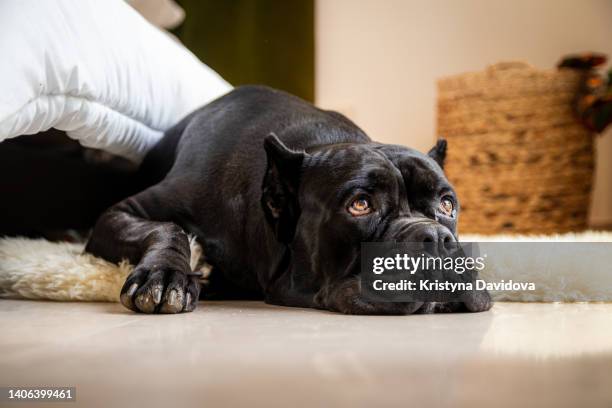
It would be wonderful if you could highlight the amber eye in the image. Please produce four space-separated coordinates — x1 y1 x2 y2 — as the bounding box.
439 197 455 217
348 197 372 216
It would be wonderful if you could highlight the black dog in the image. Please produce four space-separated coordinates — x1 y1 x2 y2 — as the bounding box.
84 85 491 314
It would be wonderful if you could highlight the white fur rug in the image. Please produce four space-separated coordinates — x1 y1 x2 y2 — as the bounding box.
1 232 611 303
0 236 206 302
462 232 612 302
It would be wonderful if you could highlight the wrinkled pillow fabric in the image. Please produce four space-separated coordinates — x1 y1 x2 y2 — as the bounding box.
0 0 232 162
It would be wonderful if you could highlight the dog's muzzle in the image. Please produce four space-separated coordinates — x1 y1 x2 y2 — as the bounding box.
384 217 456 253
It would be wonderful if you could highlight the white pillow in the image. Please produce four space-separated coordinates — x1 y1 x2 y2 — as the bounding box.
0 0 232 162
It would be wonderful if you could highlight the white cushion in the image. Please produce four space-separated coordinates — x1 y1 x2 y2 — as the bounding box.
0 0 232 162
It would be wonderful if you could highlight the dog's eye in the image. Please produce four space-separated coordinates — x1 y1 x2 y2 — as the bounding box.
439 197 455 217
348 197 372 216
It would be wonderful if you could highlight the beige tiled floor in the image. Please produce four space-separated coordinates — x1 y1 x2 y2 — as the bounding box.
1 300 611 407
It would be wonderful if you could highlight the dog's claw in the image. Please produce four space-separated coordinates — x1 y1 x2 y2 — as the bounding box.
168 289 178 306
153 287 162 304
135 292 157 313
127 283 138 297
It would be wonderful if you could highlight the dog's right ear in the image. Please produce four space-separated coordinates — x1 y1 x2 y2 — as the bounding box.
261 133 307 243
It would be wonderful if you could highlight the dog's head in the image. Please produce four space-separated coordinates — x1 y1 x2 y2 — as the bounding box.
261 134 460 313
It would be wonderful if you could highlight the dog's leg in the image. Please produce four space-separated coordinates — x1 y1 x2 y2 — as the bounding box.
85 185 200 313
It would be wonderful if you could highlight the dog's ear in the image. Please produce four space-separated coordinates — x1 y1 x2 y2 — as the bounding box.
262 133 307 243
427 138 447 168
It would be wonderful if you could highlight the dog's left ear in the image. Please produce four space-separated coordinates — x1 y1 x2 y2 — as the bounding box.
261 133 307 243
427 138 447 168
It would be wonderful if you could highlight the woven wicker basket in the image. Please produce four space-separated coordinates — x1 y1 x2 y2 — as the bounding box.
437 62 595 235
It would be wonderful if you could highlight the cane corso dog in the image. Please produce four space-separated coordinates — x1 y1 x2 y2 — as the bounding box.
83 85 491 315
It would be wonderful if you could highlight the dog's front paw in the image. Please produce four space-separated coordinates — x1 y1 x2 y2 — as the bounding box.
463 290 492 312
120 264 201 314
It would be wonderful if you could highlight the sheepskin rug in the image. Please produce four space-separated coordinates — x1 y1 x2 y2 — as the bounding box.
462 232 612 302
1 232 611 303
0 236 207 302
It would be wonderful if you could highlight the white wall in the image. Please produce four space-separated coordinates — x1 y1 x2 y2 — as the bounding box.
316 0 612 226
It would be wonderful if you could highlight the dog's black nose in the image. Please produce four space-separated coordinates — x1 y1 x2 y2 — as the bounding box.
405 223 456 255
384 218 457 252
